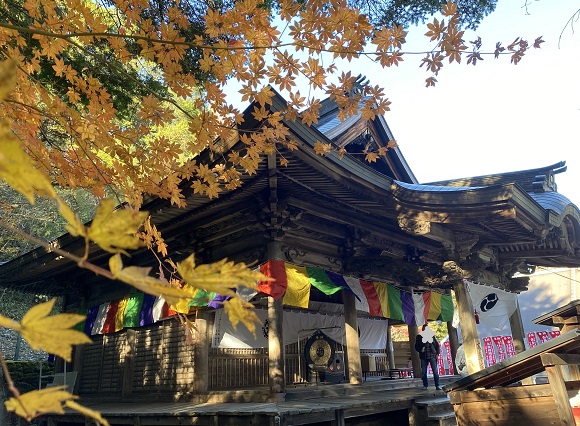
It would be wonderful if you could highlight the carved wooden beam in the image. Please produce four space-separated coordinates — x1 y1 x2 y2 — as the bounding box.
442 261 530 292
345 256 448 288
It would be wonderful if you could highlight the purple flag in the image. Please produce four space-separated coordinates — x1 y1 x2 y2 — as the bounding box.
401 291 415 325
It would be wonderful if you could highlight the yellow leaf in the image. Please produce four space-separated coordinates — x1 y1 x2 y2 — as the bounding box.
57 198 86 238
109 254 198 306
5 387 75 420
313 141 332 156
223 297 260 336
5 387 109 426
19 299 91 362
365 151 379 163
169 297 192 314
0 123 56 204
87 199 148 254
177 254 263 296
0 314 21 330
0 59 17 101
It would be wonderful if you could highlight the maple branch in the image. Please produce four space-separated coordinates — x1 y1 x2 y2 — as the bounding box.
0 21 526 58
0 350 30 418
0 218 114 281
559 8 580 48
62 37 195 121
0 24 196 123
4 72 190 204
4 98 122 199
274 47 320 93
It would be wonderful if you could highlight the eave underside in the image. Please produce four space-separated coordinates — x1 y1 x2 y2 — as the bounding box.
1 142 580 297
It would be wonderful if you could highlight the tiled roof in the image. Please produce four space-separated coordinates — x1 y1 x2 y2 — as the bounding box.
530 191 574 215
394 181 483 192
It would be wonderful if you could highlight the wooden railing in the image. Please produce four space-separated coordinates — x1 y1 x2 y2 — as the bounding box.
207 345 389 389
208 348 268 389
77 322 400 393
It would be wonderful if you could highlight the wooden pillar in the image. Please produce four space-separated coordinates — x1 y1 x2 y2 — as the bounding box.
268 296 285 396
453 280 484 374
122 329 136 397
265 153 286 398
542 353 577 426
192 309 210 394
446 322 460 374
408 324 421 378
387 325 396 369
343 290 362 384
508 303 526 355
554 321 580 380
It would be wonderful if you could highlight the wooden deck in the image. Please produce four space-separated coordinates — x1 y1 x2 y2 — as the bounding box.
43 376 459 426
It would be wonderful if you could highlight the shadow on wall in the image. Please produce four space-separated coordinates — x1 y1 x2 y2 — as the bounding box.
519 274 570 333
475 274 569 339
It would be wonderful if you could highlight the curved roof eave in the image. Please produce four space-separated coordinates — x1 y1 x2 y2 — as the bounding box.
530 191 580 228
390 180 551 228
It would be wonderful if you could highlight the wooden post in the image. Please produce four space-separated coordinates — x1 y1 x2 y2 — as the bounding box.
508 303 526 354
542 353 576 426
122 329 136 397
408 324 421 378
192 310 209 394
268 296 285 396
508 301 535 384
387 324 396 370
343 290 362 384
72 342 85 394
446 322 460 374
265 154 286 398
453 280 485 374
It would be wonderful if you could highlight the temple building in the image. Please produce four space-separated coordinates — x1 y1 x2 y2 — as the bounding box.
1 83 580 422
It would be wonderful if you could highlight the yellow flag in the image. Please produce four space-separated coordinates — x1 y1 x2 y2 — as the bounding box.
283 264 311 308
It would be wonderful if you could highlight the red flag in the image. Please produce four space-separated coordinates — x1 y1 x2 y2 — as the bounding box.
503 335 516 357
259 260 288 300
492 336 507 361
527 332 538 348
482 336 496 366
437 344 445 375
101 300 120 334
444 341 454 374
537 331 550 343
359 280 382 317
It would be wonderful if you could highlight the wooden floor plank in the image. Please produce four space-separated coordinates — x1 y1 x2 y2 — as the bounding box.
45 377 455 425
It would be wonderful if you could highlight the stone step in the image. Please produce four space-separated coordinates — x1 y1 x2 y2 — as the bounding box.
412 395 457 426
424 411 457 426
415 396 453 417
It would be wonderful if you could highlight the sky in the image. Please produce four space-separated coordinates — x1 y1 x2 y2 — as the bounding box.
356 1 580 204
226 1 580 205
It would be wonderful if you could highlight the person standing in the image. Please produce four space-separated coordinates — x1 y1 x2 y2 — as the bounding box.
414 324 441 390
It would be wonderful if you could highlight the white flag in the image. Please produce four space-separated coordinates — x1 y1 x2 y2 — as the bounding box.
468 281 518 330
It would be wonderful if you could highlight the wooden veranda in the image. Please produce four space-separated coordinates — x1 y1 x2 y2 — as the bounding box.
41 376 460 426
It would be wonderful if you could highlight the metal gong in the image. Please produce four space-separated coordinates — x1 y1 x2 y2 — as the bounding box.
304 330 335 368
309 337 332 366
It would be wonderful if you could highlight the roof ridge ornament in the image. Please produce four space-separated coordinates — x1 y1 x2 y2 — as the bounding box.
349 74 369 97
532 170 557 193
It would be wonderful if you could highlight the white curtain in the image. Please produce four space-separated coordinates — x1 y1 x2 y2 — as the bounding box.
213 308 388 349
